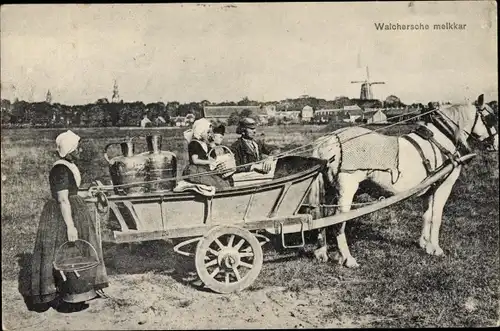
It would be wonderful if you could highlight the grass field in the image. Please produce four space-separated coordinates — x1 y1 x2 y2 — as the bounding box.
1 124 498 328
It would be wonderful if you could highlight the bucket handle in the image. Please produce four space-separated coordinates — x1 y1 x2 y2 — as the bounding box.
53 239 100 273
208 146 236 178
208 145 234 160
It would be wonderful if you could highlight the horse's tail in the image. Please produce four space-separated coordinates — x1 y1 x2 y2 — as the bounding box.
305 171 326 219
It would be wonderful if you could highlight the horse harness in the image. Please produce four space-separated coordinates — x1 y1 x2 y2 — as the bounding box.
402 110 462 177
402 125 451 178
402 104 496 177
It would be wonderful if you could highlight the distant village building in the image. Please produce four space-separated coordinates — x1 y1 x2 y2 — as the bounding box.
343 105 363 122
301 105 314 122
314 108 346 123
275 110 301 123
154 116 167 126
203 105 272 124
140 114 152 128
172 116 188 127
363 108 387 124
383 107 409 122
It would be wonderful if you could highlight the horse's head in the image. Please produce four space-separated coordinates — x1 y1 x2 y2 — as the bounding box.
472 94 498 151
438 95 498 152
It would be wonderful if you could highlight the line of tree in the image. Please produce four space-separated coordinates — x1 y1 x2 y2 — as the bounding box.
2 94 494 128
0 98 209 128
1 95 377 128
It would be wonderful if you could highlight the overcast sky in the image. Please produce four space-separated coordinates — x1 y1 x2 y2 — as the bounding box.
1 2 497 105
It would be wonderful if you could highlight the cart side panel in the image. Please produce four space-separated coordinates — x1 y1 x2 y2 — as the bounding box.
209 193 253 223
162 198 206 229
244 187 282 219
273 176 316 217
130 201 164 231
210 187 282 223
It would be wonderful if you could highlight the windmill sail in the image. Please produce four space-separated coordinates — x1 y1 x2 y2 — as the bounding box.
351 66 385 100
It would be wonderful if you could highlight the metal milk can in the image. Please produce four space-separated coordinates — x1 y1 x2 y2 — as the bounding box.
144 135 177 192
104 139 149 194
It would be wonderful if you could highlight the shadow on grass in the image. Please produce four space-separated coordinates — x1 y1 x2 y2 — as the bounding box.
15 253 90 314
15 252 48 313
101 240 204 290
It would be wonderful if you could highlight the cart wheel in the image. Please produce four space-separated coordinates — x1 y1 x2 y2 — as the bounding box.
195 226 263 294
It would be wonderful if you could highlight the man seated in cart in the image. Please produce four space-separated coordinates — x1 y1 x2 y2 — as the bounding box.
230 118 279 186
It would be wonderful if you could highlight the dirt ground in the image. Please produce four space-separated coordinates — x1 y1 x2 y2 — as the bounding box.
1 273 378 330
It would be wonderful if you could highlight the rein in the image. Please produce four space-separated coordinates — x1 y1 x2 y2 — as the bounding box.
407 104 496 172
436 104 498 151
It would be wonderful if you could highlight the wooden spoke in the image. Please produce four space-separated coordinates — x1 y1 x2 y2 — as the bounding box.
209 267 220 278
195 226 264 294
227 234 235 248
214 238 225 249
239 261 253 269
234 238 245 250
208 248 220 256
241 246 252 253
232 266 241 281
239 252 254 258
205 259 218 268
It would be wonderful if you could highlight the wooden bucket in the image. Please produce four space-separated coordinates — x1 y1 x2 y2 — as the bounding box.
53 240 100 303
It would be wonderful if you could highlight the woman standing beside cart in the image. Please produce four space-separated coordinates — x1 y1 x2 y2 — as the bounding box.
30 130 108 308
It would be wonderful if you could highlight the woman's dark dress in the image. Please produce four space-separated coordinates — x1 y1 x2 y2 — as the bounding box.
182 140 232 189
30 163 108 304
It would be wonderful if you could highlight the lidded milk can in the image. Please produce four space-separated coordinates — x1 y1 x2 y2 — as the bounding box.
144 135 177 192
104 138 149 194
104 135 177 194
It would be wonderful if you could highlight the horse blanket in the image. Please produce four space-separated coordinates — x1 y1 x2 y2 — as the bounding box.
336 127 400 184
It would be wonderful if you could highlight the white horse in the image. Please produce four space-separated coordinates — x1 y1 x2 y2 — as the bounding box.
307 94 498 267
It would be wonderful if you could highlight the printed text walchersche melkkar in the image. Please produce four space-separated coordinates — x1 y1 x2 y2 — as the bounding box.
374 22 467 30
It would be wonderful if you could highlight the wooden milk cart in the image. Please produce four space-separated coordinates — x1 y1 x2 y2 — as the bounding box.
79 143 476 293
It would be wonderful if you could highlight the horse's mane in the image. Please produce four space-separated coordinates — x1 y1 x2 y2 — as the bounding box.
438 103 476 149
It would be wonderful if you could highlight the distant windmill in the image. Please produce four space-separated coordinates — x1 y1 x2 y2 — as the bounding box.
351 66 385 100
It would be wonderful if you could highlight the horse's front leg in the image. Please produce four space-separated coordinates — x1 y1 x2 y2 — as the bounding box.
332 173 360 268
425 167 461 256
419 192 434 250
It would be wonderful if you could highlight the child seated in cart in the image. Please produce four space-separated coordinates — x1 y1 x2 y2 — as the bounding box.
208 124 236 185
180 119 233 190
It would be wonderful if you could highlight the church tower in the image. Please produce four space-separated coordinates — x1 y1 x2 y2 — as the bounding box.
46 90 52 104
112 80 120 103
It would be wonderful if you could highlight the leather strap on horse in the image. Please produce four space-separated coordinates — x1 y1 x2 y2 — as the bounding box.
402 134 433 176
414 123 460 164
429 112 469 158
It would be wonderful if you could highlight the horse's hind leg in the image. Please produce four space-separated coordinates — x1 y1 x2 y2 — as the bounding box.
425 167 461 256
334 173 361 268
419 192 434 249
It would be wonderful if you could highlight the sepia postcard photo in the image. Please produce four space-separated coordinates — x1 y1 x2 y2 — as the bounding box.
1 2 498 329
